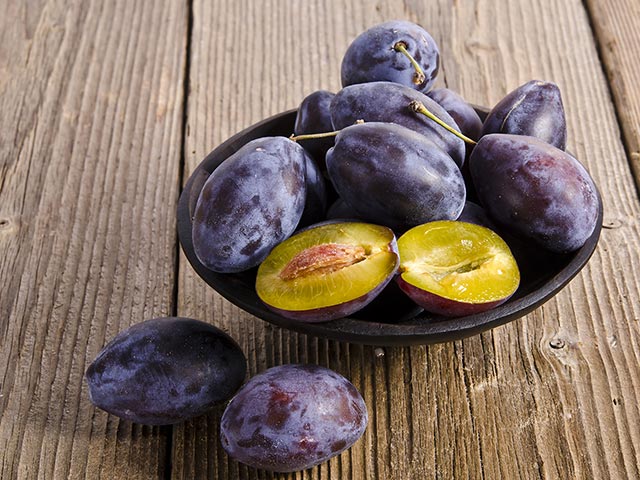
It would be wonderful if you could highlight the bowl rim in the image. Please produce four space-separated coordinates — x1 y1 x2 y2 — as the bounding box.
177 108 603 346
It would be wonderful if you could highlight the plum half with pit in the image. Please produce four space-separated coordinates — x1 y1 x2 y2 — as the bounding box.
396 221 520 317
255 221 399 323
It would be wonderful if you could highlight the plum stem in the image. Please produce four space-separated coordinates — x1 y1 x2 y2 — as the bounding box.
409 100 477 145
393 41 426 85
289 130 341 142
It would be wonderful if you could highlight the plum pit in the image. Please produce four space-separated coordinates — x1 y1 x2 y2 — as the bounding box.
279 243 368 280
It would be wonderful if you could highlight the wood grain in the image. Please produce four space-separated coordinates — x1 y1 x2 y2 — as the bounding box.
1 0 639 479
175 0 640 479
585 0 640 191
0 1 187 478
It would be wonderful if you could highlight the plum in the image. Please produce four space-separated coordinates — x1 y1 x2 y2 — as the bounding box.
255 221 399 322
397 221 520 316
220 364 368 472
326 122 466 231
294 90 336 168
85 317 247 425
427 87 483 143
341 20 440 93
331 81 466 168
298 154 328 228
481 80 567 150
458 201 497 230
351 279 424 323
469 134 599 253
192 136 307 273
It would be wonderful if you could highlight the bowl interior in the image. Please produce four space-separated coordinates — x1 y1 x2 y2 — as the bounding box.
177 108 603 346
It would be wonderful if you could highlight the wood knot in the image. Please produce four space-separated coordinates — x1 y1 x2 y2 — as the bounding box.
549 338 565 349
0 217 17 233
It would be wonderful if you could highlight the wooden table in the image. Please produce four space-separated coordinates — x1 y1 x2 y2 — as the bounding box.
2 1 639 478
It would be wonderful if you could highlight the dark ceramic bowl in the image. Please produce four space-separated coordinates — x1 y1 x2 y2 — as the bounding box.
177 108 603 346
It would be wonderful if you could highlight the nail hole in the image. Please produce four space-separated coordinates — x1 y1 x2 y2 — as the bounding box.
602 218 623 229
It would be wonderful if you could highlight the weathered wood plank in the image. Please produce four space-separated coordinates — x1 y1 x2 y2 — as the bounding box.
586 0 640 192
175 0 640 479
0 1 187 478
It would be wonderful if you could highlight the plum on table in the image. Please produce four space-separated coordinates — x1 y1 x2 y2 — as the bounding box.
220 364 368 472
85 317 247 425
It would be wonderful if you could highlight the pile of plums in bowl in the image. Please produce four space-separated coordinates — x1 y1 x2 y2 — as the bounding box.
178 20 602 347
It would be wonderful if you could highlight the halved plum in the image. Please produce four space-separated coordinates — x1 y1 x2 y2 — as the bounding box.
396 221 520 317
256 222 399 323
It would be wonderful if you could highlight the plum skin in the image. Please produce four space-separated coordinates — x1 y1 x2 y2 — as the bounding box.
192 136 307 273
340 20 440 93
326 122 466 231
427 87 483 142
331 82 466 168
85 317 247 425
469 133 599 253
397 276 513 317
298 154 328 228
220 364 368 472
294 90 336 167
481 80 567 150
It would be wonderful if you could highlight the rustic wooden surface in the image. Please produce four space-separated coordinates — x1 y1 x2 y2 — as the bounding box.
1 1 639 479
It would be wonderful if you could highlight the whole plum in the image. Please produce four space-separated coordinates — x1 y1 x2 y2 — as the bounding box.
427 88 483 143
470 134 599 253
341 20 440 93
298 154 328 228
294 90 336 167
192 136 307 273
458 201 497 230
85 317 247 425
326 122 465 231
331 82 466 167
481 80 567 150
220 364 368 472
325 198 363 221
